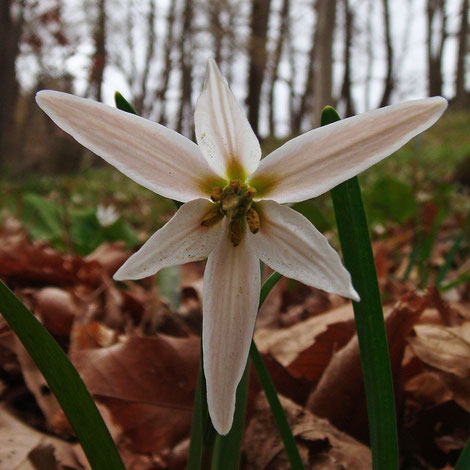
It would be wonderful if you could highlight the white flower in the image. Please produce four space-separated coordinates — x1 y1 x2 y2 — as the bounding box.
96 204 119 227
36 59 447 435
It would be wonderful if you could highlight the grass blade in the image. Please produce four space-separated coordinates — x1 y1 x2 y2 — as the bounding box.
323 106 399 470
0 281 125 470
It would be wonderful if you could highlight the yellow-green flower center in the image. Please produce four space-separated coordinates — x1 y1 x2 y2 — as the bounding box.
201 180 260 246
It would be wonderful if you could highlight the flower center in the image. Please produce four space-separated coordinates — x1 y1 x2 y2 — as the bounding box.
201 180 261 247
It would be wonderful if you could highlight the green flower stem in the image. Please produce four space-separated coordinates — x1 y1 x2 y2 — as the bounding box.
187 352 215 469
323 106 399 469
211 360 250 470
250 341 304 470
0 281 125 470
249 271 304 470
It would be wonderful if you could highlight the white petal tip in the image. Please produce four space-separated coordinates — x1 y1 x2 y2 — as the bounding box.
209 405 234 436
35 89 61 107
112 269 127 281
350 289 361 303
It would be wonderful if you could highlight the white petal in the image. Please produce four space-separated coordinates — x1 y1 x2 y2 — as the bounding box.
114 199 221 280
36 91 223 202
203 222 261 434
249 97 447 203
195 59 261 180
251 201 359 301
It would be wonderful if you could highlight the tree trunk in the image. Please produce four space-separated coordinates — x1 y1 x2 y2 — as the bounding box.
378 0 394 107
209 0 223 65
340 0 355 116
247 0 272 137
292 0 317 134
455 0 469 106
268 0 290 136
87 0 106 102
134 0 156 116
313 0 336 125
176 0 193 136
156 0 176 125
0 0 24 169
426 0 447 96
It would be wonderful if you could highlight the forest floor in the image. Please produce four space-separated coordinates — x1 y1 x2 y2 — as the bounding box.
0 110 469 469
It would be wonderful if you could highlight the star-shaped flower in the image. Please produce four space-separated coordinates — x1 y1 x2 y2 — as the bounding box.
36 59 447 435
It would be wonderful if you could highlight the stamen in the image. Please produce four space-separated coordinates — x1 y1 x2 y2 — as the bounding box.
229 219 243 246
244 187 257 200
210 186 224 202
201 206 223 227
205 180 260 246
246 208 260 234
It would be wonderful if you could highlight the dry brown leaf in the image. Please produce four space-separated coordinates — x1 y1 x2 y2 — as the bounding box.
254 303 355 366
408 322 470 412
287 319 355 382
0 404 82 470
409 323 470 378
86 242 129 276
244 394 371 470
14 338 70 436
71 334 199 453
306 291 429 441
35 287 81 336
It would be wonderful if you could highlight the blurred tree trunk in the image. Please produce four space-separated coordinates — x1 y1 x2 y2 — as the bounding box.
378 0 394 107
156 0 176 125
426 0 447 96
364 0 374 110
455 0 469 107
134 0 156 116
0 0 24 169
340 0 355 117
268 0 290 136
292 0 317 134
176 0 194 136
247 0 272 137
87 0 107 102
210 0 223 65
313 0 336 126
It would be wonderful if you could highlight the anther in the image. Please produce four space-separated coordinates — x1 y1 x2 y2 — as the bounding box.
244 187 256 200
229 219 243 247
210 186 224 202
246 208 260 234
201 207 223 227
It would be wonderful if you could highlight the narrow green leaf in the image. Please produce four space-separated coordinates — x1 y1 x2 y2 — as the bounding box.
211 360 250 470
0 281 125 470
323 106 399 470
114 91 137 115
455 436 470 470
